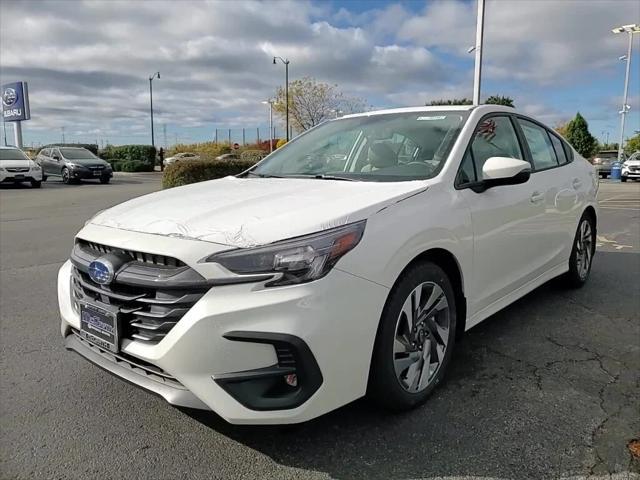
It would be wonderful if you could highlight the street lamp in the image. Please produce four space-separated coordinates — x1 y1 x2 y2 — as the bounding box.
262 99 274 153
612 24 639 161
149 71 160 148
471 0 485 106
273 56 290 141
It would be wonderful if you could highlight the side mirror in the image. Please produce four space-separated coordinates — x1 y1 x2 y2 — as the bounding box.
471 157 531 193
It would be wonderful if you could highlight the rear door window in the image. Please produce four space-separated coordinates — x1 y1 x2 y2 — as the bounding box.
518 119 559 171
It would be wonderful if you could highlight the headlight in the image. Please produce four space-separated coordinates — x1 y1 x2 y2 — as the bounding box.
31 163 41 171
204 220 366 286
67 163 78 168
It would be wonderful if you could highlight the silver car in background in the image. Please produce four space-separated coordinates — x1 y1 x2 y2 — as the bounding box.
592 150 623 178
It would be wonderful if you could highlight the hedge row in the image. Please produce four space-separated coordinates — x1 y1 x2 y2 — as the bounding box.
162 158 258 188
108 159 155 172
100 145 156 165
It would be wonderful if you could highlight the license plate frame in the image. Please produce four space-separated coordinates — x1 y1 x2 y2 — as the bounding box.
79 301 120 353
92 170 102 177
14 174 25 180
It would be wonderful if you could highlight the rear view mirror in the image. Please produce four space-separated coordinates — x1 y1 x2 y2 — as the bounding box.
471 157 531 193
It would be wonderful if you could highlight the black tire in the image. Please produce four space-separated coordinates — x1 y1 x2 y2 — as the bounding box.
99 176 110 184
42 175 48 182
31 180 42 188
561 213 596 288
61 167 71 184
600 173 608 179
621 176 627 182
368 261 457 411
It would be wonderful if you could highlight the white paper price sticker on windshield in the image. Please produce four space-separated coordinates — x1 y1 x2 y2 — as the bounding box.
417 116 447 121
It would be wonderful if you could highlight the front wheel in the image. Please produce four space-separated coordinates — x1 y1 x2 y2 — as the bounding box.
31 180 42 188
61 167 71 184
621 176 627 182
99 176 110 184
368 262 457 411
562 213 596 288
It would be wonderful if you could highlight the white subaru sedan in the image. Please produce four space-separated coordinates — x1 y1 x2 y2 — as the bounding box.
58 105 598 424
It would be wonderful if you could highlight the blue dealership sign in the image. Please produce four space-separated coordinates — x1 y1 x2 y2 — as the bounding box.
2 82 31 122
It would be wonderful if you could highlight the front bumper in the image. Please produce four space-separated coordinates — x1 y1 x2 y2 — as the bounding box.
0 169 42 183
622 169 640 178
69 168 112 180
58 229 388 424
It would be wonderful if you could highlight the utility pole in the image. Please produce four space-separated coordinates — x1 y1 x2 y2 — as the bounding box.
149 71 160 148
61 126 66 143
472 0 485 106
163 124 167 149
273 56 291 141
612 24 639 161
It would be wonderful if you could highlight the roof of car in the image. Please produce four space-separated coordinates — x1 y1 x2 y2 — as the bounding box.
340 104 515 120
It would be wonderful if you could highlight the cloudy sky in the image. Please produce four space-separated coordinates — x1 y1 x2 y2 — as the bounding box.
1 0 639 147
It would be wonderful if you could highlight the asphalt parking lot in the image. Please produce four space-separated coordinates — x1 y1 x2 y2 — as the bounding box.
1 175 638 480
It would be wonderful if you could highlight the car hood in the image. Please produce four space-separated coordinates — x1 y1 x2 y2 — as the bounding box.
624 160 640 166
1 159 33 168
90 176 429 247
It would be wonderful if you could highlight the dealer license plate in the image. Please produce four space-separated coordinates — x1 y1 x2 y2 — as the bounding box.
79 302 119 353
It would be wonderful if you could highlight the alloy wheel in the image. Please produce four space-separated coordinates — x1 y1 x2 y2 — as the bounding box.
393 281 450 393
575 219 593 280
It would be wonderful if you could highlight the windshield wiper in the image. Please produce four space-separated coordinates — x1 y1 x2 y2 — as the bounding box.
246 171 283 178
288 174 358 182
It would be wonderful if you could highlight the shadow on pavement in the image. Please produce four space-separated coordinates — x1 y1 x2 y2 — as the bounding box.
182 251 639 480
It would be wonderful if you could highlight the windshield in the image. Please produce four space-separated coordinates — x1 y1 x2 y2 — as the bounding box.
60 148 98 160
251 111 468 182
0 149 30 161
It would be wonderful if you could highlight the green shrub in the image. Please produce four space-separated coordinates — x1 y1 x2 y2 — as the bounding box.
167 142 231 160
162 158 257 188
99 145 156 165
121 160 155 172
240 149 268 162
105 159 121 171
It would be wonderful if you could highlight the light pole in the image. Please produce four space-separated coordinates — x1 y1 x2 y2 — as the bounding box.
273 56 290 141
149 71 160 148
262 100 274 153
602 131 610 145
612 24 639 161
470 0 485 106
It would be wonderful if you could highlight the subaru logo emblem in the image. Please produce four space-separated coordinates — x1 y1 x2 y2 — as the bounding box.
2 88 17 107
89 258 114 285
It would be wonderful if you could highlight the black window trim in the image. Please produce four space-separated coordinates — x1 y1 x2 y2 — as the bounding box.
513 114 574 173
454 112 526 190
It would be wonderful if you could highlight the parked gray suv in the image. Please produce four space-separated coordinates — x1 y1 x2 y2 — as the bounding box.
36 147 113 184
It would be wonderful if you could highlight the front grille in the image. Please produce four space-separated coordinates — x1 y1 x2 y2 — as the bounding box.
70 329 184 388
6 167 29 172
78 239 184 267
71 240 210 343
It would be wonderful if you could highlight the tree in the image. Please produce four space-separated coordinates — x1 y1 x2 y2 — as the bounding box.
273 77 367 132
484 95 515 107
554 121 569 138
564 113 598 158
428 98 472 106
624 133 640 155
426 95 514 107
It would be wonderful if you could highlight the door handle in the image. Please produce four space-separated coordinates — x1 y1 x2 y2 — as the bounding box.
572 178 582 189
530 191 544 204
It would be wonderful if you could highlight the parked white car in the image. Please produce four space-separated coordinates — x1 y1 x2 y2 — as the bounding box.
621 151 640 182
0 145 43 188
163 152 200 166
58 105 598 424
